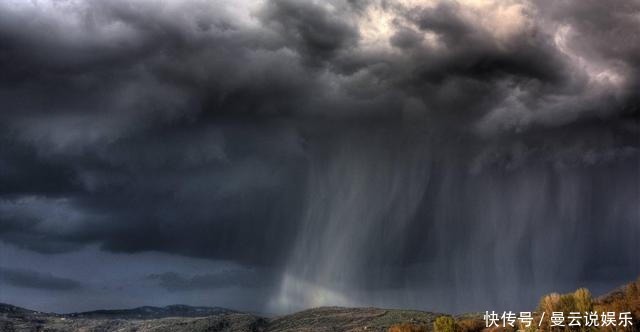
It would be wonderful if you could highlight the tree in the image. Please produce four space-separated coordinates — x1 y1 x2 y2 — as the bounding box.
573 288 593 313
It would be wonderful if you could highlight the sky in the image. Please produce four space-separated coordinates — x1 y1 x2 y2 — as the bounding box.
0 0 639 315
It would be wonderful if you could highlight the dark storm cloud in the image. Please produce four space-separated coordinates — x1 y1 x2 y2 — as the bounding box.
0 0 638 313
381 1 637 132
0 266 82 291
147 268 278 291
408 3 567 84
0 0 635 132
0 135 80 196
259 0 360 65
0 0 637 256
0 195 102 254
537 0 640 66
0 122 307 263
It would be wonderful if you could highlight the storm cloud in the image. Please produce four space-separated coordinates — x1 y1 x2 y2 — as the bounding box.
0 266 82 291
148 268 278 291
0 0 638 314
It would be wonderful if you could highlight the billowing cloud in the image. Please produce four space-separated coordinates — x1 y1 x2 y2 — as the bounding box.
0 0 638 314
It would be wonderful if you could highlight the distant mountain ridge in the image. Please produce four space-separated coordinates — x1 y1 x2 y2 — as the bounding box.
66 304 235 319
0 303 235 319
0 304 37 315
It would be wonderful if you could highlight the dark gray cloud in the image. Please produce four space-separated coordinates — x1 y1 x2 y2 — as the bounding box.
0 266 82 291
0 0 638 314
148 268 277 291
259 0 360 66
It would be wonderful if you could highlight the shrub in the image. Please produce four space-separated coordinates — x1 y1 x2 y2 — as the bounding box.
388 322 428 332
538 287 596 332
457 318 484 332
573 288 593 313
433 316 457 332
558 293 576 313
539 292 561 313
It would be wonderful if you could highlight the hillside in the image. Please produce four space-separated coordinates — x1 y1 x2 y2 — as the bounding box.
66 304 236 319
1 278 638 332
0 305 438 332
267 307 440 332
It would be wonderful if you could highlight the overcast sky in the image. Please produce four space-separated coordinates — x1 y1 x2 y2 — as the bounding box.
0 0 639 315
